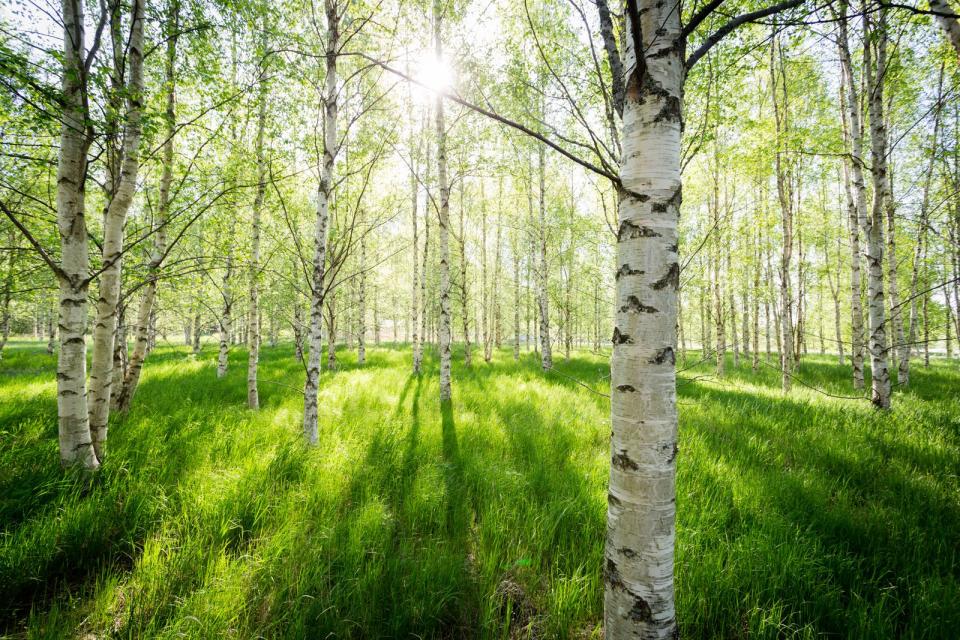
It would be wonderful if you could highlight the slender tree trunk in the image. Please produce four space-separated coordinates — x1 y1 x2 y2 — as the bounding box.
247 44 267 410
863 9 892 409
46 303 56 354
513 237 521 360
752 226 761 371
304 0 339 443
458 180 471 365
537 144 552 369
55 0 98 469
728 253 738 367
116 1 179 411
605 2 681 634
411 118 421 372
358 237 367 365
0 230 14 360
327 292 337 370
434 0 452 401
192 309 201 353
930 0 960 57
772 37 793 392
419 143 431 360
482 181 490 363
88 0 145 460
904 65 943 384
218 221 235 377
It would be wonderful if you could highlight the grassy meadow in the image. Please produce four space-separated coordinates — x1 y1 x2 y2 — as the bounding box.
1 339 958 638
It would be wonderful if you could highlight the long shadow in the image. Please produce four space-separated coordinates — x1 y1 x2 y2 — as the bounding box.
682 380 960 634
441 400 470 541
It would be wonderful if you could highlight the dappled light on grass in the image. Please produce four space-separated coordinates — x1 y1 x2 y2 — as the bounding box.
0 341 958 637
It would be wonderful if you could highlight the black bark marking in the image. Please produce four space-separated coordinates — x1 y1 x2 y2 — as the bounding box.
629 596 653 622
615 264 644 280
653 96 682 124
648 346 675 365
612 450 639 471
651 262 680 290
619 547 637 558
667 442 679 464
605 558 626 590
612 327 634 345
620 296 658 314
607 492 622 508
618 220 661 241
616 384 636 393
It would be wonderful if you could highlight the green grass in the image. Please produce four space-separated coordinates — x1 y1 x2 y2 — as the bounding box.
0 339 958 638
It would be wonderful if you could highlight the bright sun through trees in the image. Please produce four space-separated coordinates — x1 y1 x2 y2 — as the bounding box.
1 0 959 637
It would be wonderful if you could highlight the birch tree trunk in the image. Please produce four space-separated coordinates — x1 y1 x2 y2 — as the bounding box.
358 237 367 365
88 0 145 460
116 0 179 412
836 11 866 389
482 182 490 363
46 304 56 354
247 46 267 410
218 220 236 377
304 0 339 443
0 230 14 360
459 180 472 365
537 144 552 370
863 10 892 409
752 226 761 371
605 1 681 634
513 237 521 361
56 0 97 469
327 292 337 370
411 121 421 372
772 37 793 392
434 0 452 401
904 65 943 385
930 0 960 57
417 131 431 368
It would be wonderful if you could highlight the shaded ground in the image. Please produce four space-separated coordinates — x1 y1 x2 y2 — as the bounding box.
0 339 957 638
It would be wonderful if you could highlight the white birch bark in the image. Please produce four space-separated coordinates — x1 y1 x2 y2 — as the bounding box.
0 229 14 360
46 303 56 354
771 38 793 392
836 7 866 389
410 112 421 373
218 220 235 377
481 181 490 363
537 143 552 370
864 10 892 409
930 0 960 57
605 1 681 634
434 0 451 401
304 0 339 443
116 1 179 412
904 66 944 385
513 235 521 361
56 0 97 469
419 138 431 358
248 48 267 410
88 0 144 459
459 180 472 365
358 236 366 365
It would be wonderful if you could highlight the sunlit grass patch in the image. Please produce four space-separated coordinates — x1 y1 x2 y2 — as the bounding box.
1 342 958 637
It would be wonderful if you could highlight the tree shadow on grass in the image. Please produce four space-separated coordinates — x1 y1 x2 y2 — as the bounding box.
680 380 960 636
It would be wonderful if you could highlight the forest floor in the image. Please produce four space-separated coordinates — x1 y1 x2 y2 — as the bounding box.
1 340 958 639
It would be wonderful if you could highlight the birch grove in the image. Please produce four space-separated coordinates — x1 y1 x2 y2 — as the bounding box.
2 0 958 635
